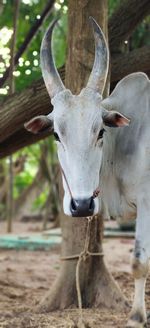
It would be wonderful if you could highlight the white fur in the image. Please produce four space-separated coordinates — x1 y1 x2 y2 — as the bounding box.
101 72 150 326
51 88 103 216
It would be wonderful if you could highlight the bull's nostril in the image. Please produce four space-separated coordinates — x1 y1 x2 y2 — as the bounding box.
71 198 77 211
89 197 94 210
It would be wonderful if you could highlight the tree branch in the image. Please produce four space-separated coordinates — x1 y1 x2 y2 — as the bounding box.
0 128 52 159
0 66 65 144
0 0 55 88
0 79 49 143
109 0 150 52
111 45 150 82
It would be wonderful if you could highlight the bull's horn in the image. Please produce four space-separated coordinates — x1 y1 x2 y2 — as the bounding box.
40 19 65 99
86 17 109 95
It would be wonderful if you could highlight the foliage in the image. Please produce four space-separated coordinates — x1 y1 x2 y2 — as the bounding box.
132 16 150 49
0 0 67 95
0 1 66 218
32 187 49 211
108 0 121 16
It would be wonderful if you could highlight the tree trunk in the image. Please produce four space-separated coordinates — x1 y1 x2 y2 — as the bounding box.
37 0 128 313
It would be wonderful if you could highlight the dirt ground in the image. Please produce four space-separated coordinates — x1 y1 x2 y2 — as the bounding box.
0 221 150 328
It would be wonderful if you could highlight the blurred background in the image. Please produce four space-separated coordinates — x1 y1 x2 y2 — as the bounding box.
0 0 68 232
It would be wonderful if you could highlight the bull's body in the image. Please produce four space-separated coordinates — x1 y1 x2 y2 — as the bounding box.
25 17 150 327
101 73 150 223
101 73 150 327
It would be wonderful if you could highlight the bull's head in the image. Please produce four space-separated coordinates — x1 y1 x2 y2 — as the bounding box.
25 18 129 217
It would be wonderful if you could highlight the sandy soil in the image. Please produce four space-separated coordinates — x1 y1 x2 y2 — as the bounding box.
0 222 150 328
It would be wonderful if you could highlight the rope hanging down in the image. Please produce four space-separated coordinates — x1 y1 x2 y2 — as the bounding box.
61 216 104 328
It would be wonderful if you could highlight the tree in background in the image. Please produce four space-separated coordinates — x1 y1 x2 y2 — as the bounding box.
0 0 67 223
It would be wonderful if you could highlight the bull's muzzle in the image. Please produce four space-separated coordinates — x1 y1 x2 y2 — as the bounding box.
70 197 95 217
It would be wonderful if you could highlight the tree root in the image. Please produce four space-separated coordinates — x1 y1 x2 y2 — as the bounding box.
35 258 129 314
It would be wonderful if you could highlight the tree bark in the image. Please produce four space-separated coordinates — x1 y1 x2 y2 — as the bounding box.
111 45 150 83
0 65 65 145
65 0 108 94
0 79 50 143
109 0 150 53
38 217 127 312
0 127 51 159
37 0 128 313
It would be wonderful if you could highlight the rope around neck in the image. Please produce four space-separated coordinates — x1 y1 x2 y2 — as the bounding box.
61 216 104 328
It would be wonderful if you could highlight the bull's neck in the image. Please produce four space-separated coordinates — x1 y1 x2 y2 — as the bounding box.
100 129 116 181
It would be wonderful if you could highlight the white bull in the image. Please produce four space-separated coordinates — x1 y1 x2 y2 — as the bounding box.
25 17 150 328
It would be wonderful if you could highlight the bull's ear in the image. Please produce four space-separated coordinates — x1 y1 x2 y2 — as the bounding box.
102 109 130 128
24 114 53 134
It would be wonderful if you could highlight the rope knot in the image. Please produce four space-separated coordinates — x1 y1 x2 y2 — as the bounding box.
80 250 89 262
93 187 100 198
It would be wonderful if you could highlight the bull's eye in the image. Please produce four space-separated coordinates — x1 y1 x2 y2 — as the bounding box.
53 132 60 142
97 128 105 140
